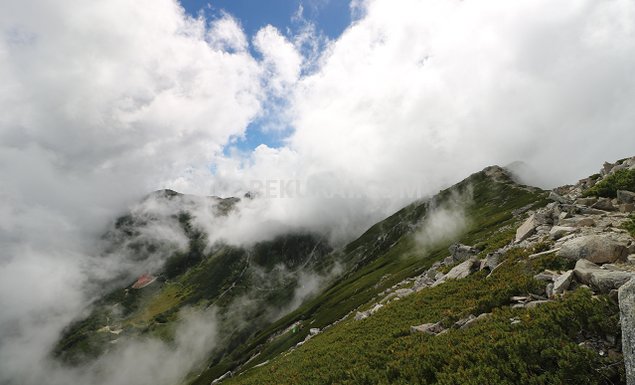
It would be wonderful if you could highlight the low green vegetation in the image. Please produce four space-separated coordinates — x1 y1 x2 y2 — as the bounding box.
225 250 622 385
584 168 635 198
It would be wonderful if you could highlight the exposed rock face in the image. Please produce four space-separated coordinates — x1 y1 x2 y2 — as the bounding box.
515 214 538 242
410 322 444 335
619 278 635 385
557 234 630 264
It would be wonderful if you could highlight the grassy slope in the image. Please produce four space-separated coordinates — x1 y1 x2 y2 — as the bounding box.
190 168 550 384
225 251 623 385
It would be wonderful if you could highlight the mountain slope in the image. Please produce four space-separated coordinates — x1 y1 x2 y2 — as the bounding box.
189 166 549 384
207 159 635 385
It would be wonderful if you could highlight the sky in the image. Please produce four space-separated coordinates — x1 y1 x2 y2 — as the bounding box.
2 0 635 384
180 0 352 152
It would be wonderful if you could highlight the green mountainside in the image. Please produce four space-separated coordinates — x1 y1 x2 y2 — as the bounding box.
53 160 635 385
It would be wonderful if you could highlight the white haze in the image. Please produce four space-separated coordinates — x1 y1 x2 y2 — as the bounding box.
2 0 635 384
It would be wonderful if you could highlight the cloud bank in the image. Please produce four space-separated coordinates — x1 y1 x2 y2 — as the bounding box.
2 0 635 384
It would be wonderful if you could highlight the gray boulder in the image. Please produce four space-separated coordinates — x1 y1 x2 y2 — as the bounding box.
590 271 633 293
591 198 616 211
449 243 477 262
552 270 574 295
444 259 479 280
557 234 630 264
410 322 444 335
483 252 501 271
618 190 635 204
516 214 538 242
574 259 601 284
573 259 633 293
619 278 635 385
549 191 570 204
549 226 577 240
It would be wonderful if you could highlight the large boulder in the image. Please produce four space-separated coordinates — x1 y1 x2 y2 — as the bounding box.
618 190 635 204
557 234 630 264
619 278 635 385
449 243 477 262
445 259 479 280
515 214 538 242
574 259 633 293
573 259 600 284
549 226 577 240
591 198 616 211
590 271 633 293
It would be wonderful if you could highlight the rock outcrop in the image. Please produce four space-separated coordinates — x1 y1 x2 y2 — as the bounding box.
557 234 630 264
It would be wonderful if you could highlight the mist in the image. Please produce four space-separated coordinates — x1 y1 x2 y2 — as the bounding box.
2 0 635 384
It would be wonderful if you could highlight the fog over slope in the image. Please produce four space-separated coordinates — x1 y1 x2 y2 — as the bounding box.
1 0 635 384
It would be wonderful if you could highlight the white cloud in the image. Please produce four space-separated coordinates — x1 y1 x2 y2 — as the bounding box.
253 25 303 96
3 0 635 383
212 0 635 242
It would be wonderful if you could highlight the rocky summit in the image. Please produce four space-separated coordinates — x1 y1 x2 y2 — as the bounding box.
53 156 635 385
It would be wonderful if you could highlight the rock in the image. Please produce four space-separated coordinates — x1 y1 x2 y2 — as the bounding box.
620 204 635 213
354 303 384 320
443 256 454 265
535 210 555 225
549 226 577 240
525 300 552 308
484 252 501 271
549 191 570 204
516 214 538 242
590 271 633 293
619 278 635 385
461 313 491 329
578 207 607 215
576 197 598 206
628 255 635 265
453 314 475 329
592 198 616 211
546 282 554 298
449 243 476 262
618 190 635 204
444 259 479 280
557 234 630 264
394 288 414 298
354 311 368 321
534 271 558 282
425 269 439 279
309 328 320 336
553 270 574 295
574 259 633 293
574 259 601 284
510 295 529 302
410 322 444 335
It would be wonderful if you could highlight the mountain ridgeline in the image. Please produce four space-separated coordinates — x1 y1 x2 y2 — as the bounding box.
53 159 635 385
